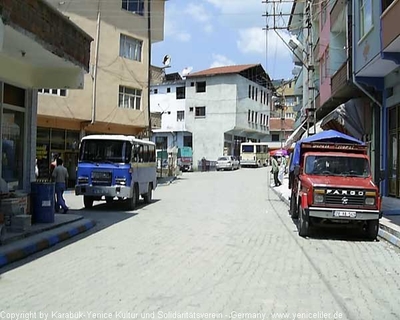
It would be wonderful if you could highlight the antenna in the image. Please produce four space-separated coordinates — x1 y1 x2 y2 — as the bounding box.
181 67 193 78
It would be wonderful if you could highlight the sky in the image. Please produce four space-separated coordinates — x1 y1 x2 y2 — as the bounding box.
152 0 295 81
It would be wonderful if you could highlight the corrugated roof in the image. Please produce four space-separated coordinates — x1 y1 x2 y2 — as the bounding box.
269 118 295 131
187 64 259 77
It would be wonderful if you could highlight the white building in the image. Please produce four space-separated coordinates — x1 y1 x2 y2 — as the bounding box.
185 64 273 168
150 72 192 150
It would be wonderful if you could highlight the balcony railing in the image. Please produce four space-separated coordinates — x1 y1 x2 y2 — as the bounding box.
331 61 349 97
382 0 400 49
314 93 320 110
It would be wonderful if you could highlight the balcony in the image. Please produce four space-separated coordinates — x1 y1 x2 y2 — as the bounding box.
331 61 350 97
330 0 346 32
382 0 400 51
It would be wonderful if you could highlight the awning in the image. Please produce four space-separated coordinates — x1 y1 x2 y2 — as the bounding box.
284 120 307 149
320 101 365 140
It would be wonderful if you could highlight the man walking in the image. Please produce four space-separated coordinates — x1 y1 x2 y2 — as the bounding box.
271 156 281 187
52 158 69 214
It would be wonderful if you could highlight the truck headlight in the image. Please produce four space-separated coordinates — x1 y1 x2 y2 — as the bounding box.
313 189 325 204
365 197 375 205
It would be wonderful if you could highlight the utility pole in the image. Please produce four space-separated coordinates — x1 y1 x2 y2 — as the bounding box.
147 0 152 140
263 0 315 138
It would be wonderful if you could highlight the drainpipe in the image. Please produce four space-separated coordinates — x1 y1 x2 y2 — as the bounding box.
91 6 101 125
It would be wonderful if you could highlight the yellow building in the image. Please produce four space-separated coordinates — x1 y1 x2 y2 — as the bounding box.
36 0 166 185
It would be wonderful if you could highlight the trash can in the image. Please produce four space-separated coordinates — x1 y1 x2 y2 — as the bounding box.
30 182 55 223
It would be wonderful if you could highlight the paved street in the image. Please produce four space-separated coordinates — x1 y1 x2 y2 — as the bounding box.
1 168 400 319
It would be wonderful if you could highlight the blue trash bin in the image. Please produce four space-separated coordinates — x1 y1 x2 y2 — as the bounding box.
31 182 55 223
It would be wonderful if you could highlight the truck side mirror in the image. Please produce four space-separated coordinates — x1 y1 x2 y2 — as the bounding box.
294 165 300 176
379 170 386 182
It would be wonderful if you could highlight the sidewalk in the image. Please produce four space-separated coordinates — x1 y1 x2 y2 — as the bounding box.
0 194 96 268
269 173 400 248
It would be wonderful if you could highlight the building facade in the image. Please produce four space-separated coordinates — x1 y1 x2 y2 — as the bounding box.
150 72 192 151
0 0 91 192
36 0 166 184
184 64 273 168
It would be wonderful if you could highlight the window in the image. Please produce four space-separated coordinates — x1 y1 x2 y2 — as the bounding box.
119 34 142 62
255 112 258 123
122 0 144 15
196 82 206 93
255 88 258 102
190 82 195 87
251 111 255 122
176 86 185 99
118 86 141 110
195 106 206 117
248 110 251 122
183 136 192 148
272 134 280 142
189 107 194 112
155 136 168 150
252 86 255 100
360 0 372 38
153 89 158 94
38 89 67 97
177 110 185 121
167 87 171 93
248 85 251 98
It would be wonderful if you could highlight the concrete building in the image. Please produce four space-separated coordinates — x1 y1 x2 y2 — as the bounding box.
36 0 166 184
184 64 274 168
0 0 91 193
150 72 192 150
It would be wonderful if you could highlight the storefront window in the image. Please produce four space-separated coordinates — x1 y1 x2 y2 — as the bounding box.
51 129 65 151
2 109 24 190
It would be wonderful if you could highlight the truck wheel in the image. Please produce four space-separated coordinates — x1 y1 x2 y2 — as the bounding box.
143 183 153 204
105 197 114 204
83 196 94 209
126 190 137 211
366 220 379 240
290 195 298 219
298 207 309 237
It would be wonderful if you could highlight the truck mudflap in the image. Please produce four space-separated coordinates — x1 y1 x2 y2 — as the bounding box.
308 207 380 221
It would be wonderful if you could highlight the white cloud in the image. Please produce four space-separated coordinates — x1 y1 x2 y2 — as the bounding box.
237 27 290 59
204 24 213 33
210 54 236 68
186 3 211 23
164 4 192 42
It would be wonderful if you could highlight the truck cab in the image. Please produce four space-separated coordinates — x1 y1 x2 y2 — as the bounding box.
288 130 382 239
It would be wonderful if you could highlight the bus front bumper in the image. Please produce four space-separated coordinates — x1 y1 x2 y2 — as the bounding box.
75 185 132 198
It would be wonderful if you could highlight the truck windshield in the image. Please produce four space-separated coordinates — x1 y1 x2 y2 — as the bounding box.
79 139 131 164
242 145 254 153
304 155 370 177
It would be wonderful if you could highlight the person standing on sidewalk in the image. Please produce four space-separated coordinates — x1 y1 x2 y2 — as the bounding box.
271 156 281 187
52 158 69 214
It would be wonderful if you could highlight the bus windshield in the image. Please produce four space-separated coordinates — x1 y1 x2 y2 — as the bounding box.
242 145 254 153
79 139 131 164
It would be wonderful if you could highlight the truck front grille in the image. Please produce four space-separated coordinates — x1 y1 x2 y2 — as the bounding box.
324 188 365 206
91 171 112 186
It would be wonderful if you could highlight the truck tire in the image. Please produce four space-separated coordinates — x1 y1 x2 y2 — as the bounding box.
289 195 298 219
105 197 113 204
126 190 137 211
83 196 94 209
298 207 309 237
366 220 379 240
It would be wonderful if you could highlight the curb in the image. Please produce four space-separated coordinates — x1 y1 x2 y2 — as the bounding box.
0 220 96 268
269 185 400 249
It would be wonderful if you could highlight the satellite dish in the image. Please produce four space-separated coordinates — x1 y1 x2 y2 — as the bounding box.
181 67 193 77
162 55 171 67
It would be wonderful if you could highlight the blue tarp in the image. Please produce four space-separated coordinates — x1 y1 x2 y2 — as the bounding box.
289 130 365 172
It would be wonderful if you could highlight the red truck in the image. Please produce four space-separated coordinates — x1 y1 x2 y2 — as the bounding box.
288 130 382 239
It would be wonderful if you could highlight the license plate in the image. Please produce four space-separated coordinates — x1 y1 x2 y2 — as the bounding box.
93 188 105 194
333 210 357 218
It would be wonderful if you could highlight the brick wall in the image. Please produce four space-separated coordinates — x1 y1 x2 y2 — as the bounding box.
0 0 92 71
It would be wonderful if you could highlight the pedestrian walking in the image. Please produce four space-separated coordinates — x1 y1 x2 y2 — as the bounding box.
270 156 281 187
52 158 69 214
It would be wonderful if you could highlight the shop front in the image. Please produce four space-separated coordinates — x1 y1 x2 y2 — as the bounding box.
36 127 80 188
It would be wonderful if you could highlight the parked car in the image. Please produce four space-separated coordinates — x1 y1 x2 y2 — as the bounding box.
216 156 240 171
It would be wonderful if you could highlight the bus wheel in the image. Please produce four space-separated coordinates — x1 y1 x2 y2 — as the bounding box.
143 183 153 204
83 196 94 209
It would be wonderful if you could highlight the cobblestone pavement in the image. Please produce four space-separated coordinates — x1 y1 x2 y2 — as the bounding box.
1 168 400 319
